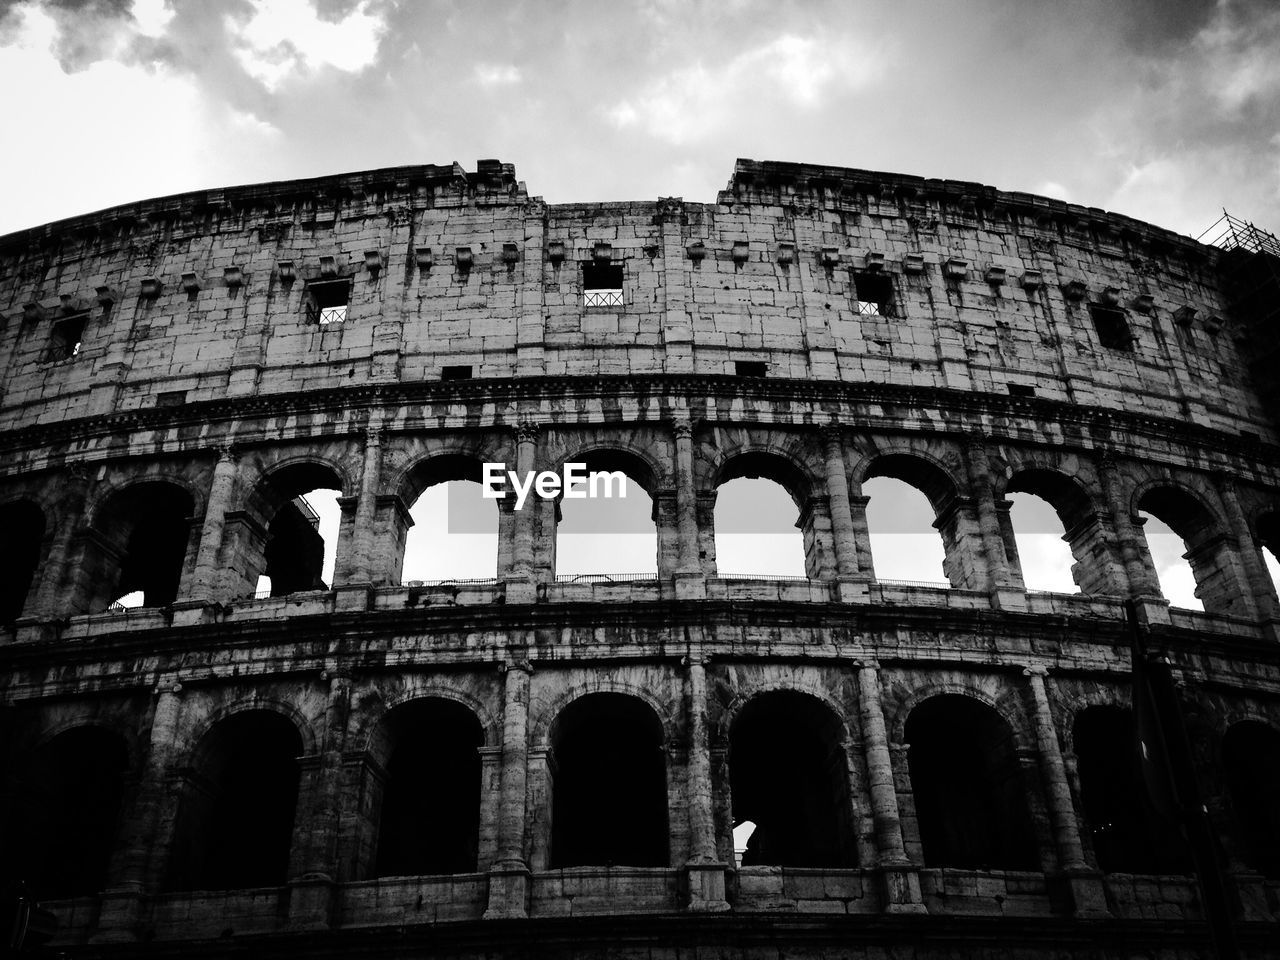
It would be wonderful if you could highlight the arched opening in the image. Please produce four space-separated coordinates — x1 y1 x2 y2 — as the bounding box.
0 500 45 624
1137 487 1238 613
728 690 856 867
863 455 960 586
1254 512 1280 600
167 710 302 891
554 450 657 578
85 481 194 612
253 464 342 597
1 727 129 899
371 698 484 877
713 452 811 578
549 693 667 868
905 694 1038 869
1006 470 1112 595
401 455 499 582
1222 720 1280 879
1073 705 1189 874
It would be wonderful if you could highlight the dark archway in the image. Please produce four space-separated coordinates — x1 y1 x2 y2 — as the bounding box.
1222 720 1280 879
905 694 1038 870
549 693 667 868
372 698 484 877
1 726 130 899
1073 706 1190 874
86 481 194 612
729 690 856 867
0 500 45 624
167 710 302 891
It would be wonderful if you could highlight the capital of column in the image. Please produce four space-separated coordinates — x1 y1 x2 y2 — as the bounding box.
500 658 534 676
1022 665 1050 679
514 421 540 445
214 443 239 464
672 418 693 440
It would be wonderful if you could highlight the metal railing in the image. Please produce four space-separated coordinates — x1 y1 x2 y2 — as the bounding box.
714 572 812 582
583 289 623 308
877 578 952 589
554 573 658 582
318 305 347 324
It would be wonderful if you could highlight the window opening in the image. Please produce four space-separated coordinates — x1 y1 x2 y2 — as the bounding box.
1223 721 1280 879
713 477 804 577
862 476 947 585
402 479 498 583
257 488 341 597
1007 384 1036 398
734 360 767 377
852 271 895 317
582 262 623 308
46 313 87 362
1091 305 1133 351
441 365 473 381
1137 510 1202 611
1006 491 1078 593
305 278 351 325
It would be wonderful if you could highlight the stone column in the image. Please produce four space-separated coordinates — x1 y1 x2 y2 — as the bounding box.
94 681 185 942
1022 667 1109 917
856 662 925 913
189 446 238 601
288 671 350 928
966 435 1022 610
29 478 89 622
821 424 871 601
849 493 877 580
335 422 382 611
1098 454 1157 598
673 416 706 598
1214 472 1272 622
485 660 532 919
507 423 539 604
684 654 728 910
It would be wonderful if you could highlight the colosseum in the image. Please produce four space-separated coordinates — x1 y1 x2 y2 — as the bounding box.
1 157 1279 959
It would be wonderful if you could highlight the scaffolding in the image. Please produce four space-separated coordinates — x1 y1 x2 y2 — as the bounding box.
1197 211 1280 257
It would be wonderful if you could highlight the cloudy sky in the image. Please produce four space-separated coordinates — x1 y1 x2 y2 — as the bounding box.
1 0 1279 239
8 0 1275 608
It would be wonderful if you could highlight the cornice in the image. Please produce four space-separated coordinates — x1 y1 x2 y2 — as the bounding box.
0 374 1274 473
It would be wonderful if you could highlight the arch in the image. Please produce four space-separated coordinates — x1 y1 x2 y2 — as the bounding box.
711 450 816 577
553 446 660 577
727 689 857 867
0 498 47 624
166 709 304 891
1 725 131 899
249 460 345 596
1072 705 1190 874
530 677 676 747
1004 468 1109 594
397 452 502 583
711 449 815 510
554 443 663 497
357 683 499 753
904 693 1038 870
368 697 485 878
859 451 961 517
1222 719 1280 879
860 452 974 589
81 479 196 612
1135 483 1241 614
547 692 668 868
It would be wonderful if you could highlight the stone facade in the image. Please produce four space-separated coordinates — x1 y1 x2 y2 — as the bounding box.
1 159 1279 958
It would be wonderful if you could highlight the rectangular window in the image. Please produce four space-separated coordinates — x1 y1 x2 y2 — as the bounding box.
45 313 87 362
582 262 624 308
305 278 351 325
441 365 473 381
735 360 768 377
852 271 895 317
1007 384 1036 398
156 390 187 407
1090 305 1133 351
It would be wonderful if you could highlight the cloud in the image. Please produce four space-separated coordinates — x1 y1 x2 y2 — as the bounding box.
606 33 889 145
226 0 387 91
474 62 520 87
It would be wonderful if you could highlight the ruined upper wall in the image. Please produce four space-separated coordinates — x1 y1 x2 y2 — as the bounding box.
0 159 1262 440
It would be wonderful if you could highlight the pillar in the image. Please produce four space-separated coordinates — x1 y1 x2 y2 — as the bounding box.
849 493 876 580
485 660 532 919
1023 667 1109 917
1215 471 1273 621
673 416 705 598
30 484 89 621
856 661 925 913
1097 454 1159 598
685 654 728 910
94 682 184 941
189 446 238 600
966 435 1022 609
821 424 871 601
507 423 539 603
349 422 383 584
